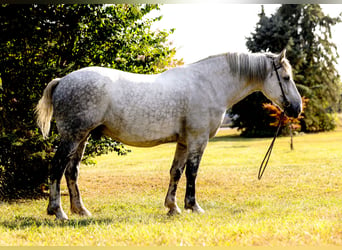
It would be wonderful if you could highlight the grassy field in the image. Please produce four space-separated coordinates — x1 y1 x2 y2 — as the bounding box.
0 127 342 246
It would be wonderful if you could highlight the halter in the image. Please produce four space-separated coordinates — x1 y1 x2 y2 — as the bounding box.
272 59 291 109
258 59 290 180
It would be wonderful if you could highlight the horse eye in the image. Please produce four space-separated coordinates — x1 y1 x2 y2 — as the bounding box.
283 75 290 81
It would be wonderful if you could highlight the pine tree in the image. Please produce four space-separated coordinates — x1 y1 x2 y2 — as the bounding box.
230 4 341 135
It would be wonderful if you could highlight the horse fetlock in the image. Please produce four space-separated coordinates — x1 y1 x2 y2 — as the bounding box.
164 196 181 215
47 202 59 214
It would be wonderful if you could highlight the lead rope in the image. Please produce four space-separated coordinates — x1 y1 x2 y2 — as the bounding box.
258 112 284 180
258 59 289 180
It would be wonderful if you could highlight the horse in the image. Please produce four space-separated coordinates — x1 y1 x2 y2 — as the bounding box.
36 49 302 220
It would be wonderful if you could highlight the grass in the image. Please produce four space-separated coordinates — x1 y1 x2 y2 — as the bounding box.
1 128 342 246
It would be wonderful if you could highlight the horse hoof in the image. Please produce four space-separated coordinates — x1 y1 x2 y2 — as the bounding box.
193 206 205 214
167 207 181 216
80 209 92 217
47 206 69 220
185 203 205 214
71 206 92 217
55 210 69 220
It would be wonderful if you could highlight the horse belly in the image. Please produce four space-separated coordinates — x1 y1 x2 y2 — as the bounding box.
102 105 183 147
103 119 180 147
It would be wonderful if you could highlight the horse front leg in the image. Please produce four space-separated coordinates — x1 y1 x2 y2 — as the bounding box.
184 140 207 213
165 142 188 215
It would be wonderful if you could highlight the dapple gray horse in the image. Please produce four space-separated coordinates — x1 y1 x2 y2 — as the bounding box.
36 49 302 220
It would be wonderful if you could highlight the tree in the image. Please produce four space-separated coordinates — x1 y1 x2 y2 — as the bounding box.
230 4 341 136
0 4 180 199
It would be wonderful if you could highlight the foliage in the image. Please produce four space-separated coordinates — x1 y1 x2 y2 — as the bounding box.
230 4 342 136
263 96 309 133
0 4 179 199
82 137 131 165
0 130 55 199
263 97 309 150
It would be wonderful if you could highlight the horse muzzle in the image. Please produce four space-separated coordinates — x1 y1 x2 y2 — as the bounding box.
284 102 302 118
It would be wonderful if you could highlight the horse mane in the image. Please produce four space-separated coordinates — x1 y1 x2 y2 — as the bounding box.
226 51 293 83
192 51 292 83
226 52 271 83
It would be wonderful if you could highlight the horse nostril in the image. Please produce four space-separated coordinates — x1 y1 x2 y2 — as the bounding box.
284 100 291 108
285 103 301 118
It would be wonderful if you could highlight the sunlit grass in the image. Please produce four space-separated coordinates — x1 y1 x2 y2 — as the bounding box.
1 128 342 245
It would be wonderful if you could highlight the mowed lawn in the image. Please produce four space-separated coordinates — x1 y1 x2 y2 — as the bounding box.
1 127 342 246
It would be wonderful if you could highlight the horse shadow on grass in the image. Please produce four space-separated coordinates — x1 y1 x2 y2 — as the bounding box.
0 211 176 230
0 216 115 230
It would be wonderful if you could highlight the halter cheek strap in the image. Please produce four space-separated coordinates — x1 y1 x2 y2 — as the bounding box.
272 59 290 109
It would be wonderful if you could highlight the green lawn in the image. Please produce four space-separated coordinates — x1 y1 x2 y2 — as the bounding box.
1 128 342 246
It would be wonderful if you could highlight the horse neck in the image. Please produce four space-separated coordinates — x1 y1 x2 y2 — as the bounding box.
187 53 262 109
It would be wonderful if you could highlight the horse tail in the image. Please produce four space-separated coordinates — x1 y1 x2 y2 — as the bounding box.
35 78 61 139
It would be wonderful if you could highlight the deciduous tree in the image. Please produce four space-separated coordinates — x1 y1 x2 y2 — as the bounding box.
0 4 179 199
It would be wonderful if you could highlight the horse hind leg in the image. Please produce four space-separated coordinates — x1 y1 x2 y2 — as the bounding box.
164 142 188 215
64 137 91 217
47 139 78 220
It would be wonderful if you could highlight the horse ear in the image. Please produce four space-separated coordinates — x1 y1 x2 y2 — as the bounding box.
279 49 286 60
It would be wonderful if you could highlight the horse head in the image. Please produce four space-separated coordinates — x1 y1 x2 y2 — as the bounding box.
263 49 302 118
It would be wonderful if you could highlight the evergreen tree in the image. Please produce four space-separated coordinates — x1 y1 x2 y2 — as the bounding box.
230 4 341 136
